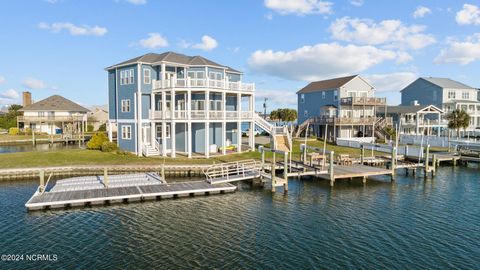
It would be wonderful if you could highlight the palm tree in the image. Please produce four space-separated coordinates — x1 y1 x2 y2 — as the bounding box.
447 109 470 137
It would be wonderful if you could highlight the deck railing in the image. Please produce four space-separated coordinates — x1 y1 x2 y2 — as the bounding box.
150 110 253 120
203 159 260 183
340 97 387 106
17 115 86 122
152 78 254 92
314 116 377 125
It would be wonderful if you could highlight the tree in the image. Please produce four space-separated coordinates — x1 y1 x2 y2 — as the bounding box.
0 104 22 129
447 109 470 137
269 108 297 124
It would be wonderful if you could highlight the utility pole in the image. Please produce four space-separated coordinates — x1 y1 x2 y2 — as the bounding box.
263 98 268 119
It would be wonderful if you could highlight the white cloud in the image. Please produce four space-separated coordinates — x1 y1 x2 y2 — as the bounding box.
435 34 480 65
38 22 107 36
0 76 5 85
264 0 333 15
329 17 436 50
139 33 169 49
45 0 60 3
413 6 432 18
126 0 146 4
255 89 297 108
23 78 47 89
395 51 413 64
0 89 19 99
350 0 364 7
248 43 400 81
265 13 274 20
192 35 218 51
365 72 417 92
456 4 480 25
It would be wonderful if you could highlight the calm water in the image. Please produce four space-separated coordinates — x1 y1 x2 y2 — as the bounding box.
0 167 479 269
0 143 81 154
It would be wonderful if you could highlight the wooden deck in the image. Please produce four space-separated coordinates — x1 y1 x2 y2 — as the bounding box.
317 164 393 186
25 173 236 211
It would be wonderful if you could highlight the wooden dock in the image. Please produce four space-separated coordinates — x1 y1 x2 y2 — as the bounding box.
25 173 236 211
316 164 394 186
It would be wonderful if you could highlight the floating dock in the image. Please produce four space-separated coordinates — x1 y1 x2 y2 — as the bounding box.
25 173 236 211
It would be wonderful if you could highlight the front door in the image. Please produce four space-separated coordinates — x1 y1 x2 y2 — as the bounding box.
142 126 151 145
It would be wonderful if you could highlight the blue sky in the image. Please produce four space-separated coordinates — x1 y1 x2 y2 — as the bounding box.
1 0 480 112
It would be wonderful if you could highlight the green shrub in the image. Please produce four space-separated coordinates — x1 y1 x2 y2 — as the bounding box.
87 124 94 132
8 127 19 135
101 141 118 152
98 123 106 132
24 128 32 135
86 132 109 150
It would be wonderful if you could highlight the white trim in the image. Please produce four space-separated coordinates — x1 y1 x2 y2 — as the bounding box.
121 125 132 140
121 99 131 112
143 68 151 84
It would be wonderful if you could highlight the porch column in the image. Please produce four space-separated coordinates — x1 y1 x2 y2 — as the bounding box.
150 121 155 146
162 122 167 157
222 121 226 155
161 63 166 81
415 112 420 135
237 121 242 153
171 122 176 158
171 89 175 120
205 122 210 158
187 122 192 158
237 93 241 120
206 90 210 120
137 91 142 156
187 90 191 120
161 91 166 118
222 92 226 119
108 121 113 142
249 121 254 150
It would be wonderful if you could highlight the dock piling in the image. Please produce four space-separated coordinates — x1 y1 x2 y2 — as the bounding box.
39 170 45 193
104 168 109 188
271 152 276 193
329 151 335 187
424 145 430 179
283 153 288 193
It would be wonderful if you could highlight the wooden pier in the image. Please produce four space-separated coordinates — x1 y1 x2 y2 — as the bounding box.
25 172 236 211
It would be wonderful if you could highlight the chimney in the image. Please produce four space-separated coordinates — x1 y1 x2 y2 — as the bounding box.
23 91 32 107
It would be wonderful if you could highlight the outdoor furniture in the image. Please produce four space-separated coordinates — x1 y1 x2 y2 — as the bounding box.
337 154 353 165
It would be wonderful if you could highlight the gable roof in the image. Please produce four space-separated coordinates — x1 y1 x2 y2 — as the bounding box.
421 77 474 90
297 75 358 94
19 95 89 112
107 51 241 73
377 104 443 114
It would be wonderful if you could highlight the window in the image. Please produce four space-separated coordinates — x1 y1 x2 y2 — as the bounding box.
128 69 134 84
120 69 134 85
462 91 470 100
334 90 338 101
121 125 131 140
143 69 151 84
38 112 45 117
121 99 131 112
155 125 171 138
448 91 456 99
300 94 305 103
322 92 325 99
304 110 308 117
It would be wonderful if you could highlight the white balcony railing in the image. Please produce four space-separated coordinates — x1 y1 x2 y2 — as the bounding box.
152 78 254 92
400 119 449 126
150 110 253 120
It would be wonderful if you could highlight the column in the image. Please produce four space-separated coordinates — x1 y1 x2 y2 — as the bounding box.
162 122 167 157
108 121 113 142
187 90 191 120
137 92 142 156
171 89 175 120
150 121 155 146
206 90 210 120
237 121 241 153
161 91 166 119
222 121 226 155
237 93 241 120
415 112 419 135
222 92 226 119
205 122 210 158
187 122 192 158
171 122 176 158
249 121 254 150
161 64 166 82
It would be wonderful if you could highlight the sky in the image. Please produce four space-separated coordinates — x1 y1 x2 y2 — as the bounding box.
1 0 480 112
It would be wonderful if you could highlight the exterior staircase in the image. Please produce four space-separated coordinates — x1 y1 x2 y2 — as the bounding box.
374 117 392 140
295 118 314 137
254 113 274 134
142 141 160 157
253 113 292 153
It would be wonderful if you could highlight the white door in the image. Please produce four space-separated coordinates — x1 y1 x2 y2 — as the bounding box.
142 126 151 145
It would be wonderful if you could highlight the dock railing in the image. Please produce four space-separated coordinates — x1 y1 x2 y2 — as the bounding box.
203 160 260 183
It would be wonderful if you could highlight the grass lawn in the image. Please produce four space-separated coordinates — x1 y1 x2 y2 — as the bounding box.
0 137 386 169
0 134 52 142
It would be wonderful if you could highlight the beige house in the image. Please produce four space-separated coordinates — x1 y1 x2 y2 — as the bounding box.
88 107 109 131
18 95 89 135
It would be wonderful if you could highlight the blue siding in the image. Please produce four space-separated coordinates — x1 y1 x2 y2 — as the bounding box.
142 94 150 119
108 70 116 120
192 123 205 153
117 65 137 120
226 122 238 145
297 89 337 123
176 123 186 152
118 123 136 152
401 78 443 107
209 123 222 146
141 64 157 94
226 95 237 111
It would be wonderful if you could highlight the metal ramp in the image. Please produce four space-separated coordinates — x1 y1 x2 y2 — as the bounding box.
204 160 262 184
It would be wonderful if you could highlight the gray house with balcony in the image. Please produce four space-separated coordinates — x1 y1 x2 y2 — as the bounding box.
106 51 256 157
401 77 480 132
297 75 390 141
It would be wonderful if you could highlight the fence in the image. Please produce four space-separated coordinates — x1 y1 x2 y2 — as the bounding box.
337 138 425 158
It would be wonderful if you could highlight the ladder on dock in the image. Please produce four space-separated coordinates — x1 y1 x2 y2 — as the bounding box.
204 159 262 184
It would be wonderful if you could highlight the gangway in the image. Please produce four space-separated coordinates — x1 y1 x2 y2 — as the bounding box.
204 160 262 184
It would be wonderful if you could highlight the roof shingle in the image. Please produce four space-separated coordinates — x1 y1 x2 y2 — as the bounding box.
297 75 358 94
19 95 89 112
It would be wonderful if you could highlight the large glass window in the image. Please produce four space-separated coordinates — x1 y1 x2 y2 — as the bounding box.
143 69 151 84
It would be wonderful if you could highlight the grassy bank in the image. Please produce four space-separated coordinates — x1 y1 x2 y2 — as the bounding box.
0 134 53 142
0 138 382 169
